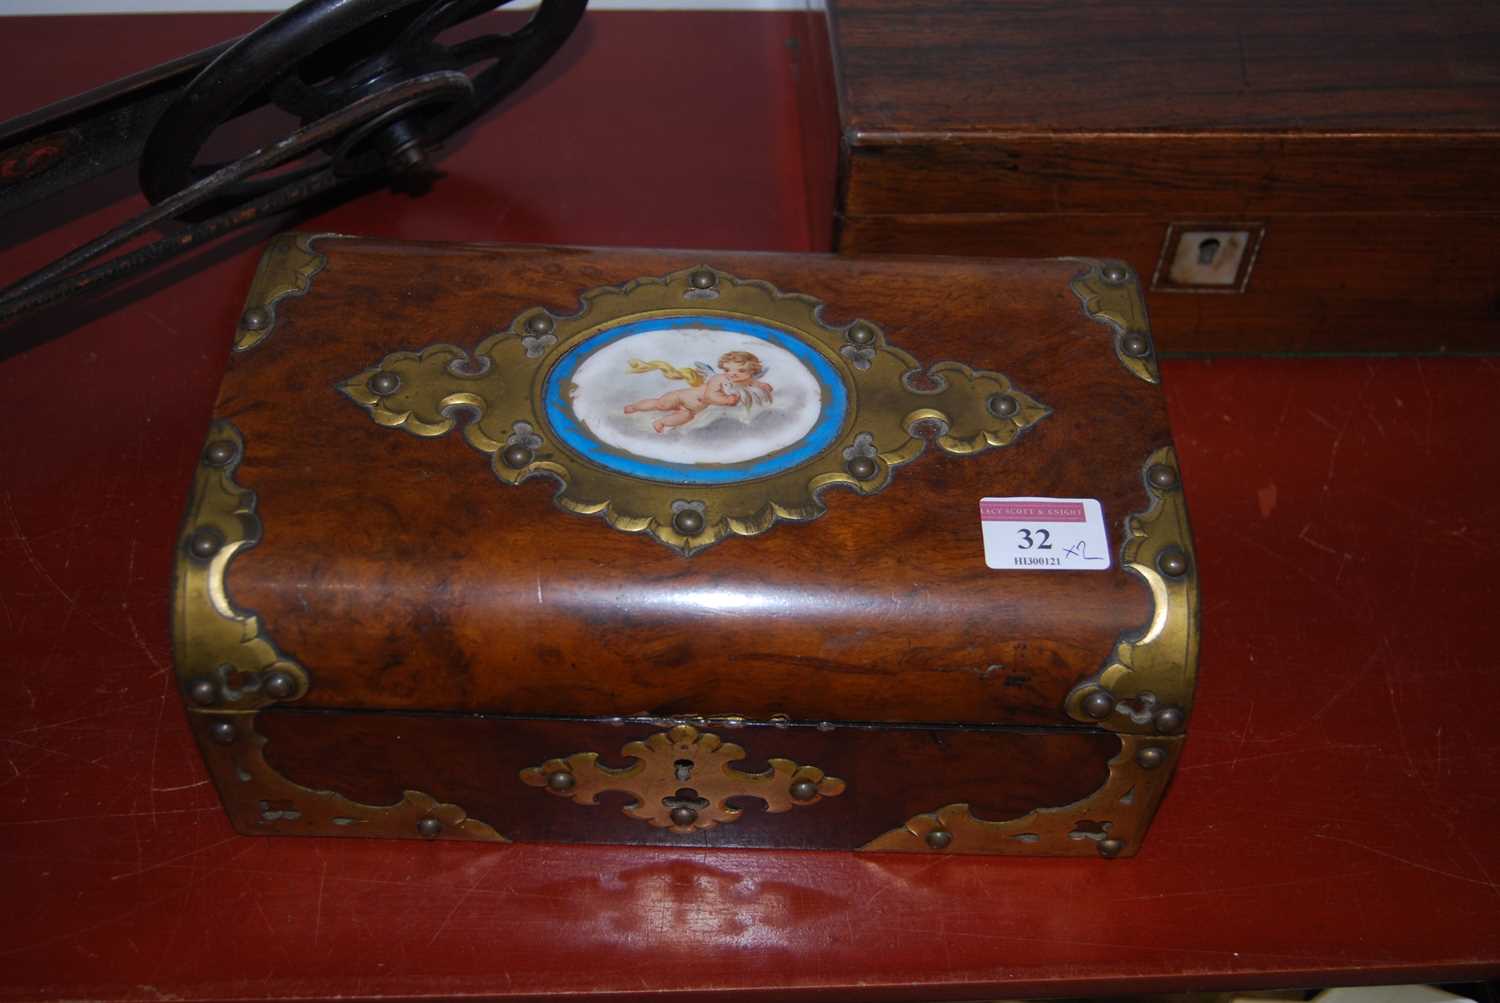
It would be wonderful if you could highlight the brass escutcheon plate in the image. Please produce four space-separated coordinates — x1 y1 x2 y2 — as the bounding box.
521 724 845 833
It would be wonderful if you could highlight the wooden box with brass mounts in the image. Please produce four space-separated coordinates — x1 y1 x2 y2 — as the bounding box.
172 234 1199 856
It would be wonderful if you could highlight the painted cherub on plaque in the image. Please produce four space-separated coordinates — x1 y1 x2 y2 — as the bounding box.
623 351 774 433
545 316 848 485
340 265 1051 551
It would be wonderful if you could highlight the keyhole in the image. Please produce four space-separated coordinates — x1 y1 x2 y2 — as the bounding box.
674 758 694 782
1196 237 1221 265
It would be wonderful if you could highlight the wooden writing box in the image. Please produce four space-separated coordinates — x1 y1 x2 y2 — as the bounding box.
172 236 1199 856
824 0 1500 355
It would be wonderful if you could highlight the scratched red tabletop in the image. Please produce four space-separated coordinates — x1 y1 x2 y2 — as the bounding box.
2 11 1498 1003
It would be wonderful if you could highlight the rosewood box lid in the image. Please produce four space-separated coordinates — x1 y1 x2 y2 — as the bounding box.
823 1 1500 356
829 0 1500 219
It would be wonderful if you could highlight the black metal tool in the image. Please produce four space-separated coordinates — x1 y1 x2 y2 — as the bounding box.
0 0 588 327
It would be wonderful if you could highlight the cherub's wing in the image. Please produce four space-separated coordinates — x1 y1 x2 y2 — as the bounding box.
722 385 757 420
693 361 716 380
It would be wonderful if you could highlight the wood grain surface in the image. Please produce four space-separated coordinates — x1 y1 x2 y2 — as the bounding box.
839 211 1500 355
255 710 1123 850
219 243 1163 725
827 0 1500 354
830 0 1500 134
836 135 1500 218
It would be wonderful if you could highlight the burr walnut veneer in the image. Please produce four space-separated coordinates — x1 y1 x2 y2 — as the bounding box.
172 236 1197 855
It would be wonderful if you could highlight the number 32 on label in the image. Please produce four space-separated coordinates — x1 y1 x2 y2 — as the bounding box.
980 497 1112 571
1015 527 1052 550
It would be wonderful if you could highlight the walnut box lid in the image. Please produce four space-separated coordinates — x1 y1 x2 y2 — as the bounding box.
171 236 1199 855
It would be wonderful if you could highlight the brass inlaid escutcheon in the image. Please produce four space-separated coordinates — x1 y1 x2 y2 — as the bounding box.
520 724 845 832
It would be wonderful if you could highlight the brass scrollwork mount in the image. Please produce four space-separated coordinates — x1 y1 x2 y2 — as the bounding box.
521 724 845 832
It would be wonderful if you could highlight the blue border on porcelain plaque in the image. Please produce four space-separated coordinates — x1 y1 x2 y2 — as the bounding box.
542 315 849 485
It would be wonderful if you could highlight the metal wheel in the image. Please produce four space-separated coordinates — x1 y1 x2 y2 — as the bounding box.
139 0 587 214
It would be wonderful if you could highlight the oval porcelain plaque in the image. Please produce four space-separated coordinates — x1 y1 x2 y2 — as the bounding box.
542 315 848 485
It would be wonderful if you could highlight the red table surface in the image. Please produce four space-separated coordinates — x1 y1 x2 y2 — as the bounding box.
2 11 1499 1003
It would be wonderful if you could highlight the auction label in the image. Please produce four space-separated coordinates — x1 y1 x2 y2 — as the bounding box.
980 497 1112 571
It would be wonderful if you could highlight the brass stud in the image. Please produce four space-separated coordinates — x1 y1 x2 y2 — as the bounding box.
208 720 237 745
847 456 878 481
669 805 698 827
368 370 400 395
417 817 442 839
1098 837 1125 858
688 269 716 290
847 323 877 346
545 770 575 792
789 779 819 802
987 394 1019 418
187 526 225 561
263 671 296 700
1154 706 1186 735
925 829 953 850
1157 546 1189 578
187 677 219 706
502 444 534 469
202 440 237 467
1101 264 1130 284
240 306 270 331
1119 332 1151 358
672 508 705 536
1147 463 1179 490
1081 689 1115 720
524 313 554 336
1136 745 1166 769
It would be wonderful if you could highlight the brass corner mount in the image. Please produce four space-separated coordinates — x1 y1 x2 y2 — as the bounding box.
1069 259 1159 385
1065 446 1199 736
